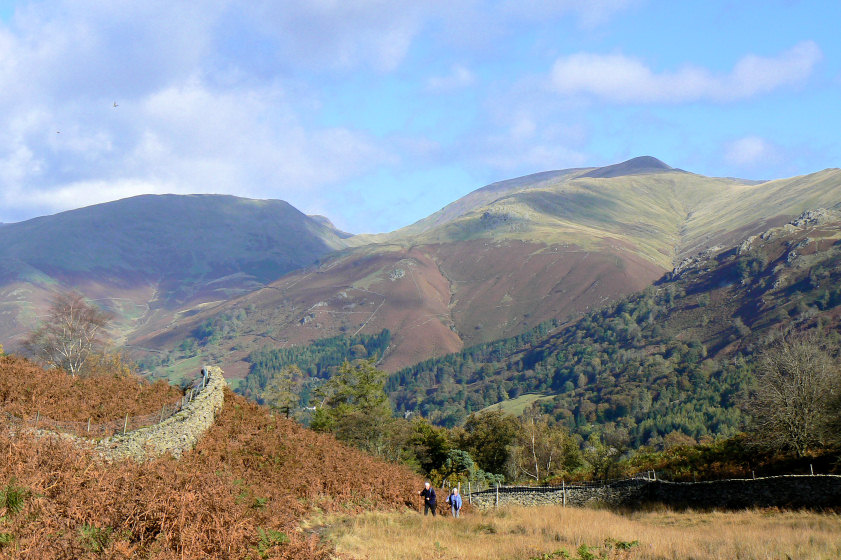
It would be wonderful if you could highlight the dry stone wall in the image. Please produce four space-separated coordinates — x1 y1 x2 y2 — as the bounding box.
92 366 226 461
470 475 841 510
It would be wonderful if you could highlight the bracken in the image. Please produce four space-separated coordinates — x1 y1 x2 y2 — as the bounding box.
0 357 423 559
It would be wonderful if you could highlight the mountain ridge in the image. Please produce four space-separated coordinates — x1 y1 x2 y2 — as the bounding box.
128 160 841 380
4 157 841 384
0 193 349 348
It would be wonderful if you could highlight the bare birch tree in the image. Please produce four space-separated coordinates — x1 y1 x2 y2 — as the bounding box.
510 411 573 482
749 334 840 456
23 291 112 376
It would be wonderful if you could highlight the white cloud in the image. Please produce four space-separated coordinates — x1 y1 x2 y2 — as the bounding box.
4 178 172 214
426 64 475 92
509 114 537 142
724 136 779 168
0 78 392 220
0 1 400 223
0 1 218 103
487 143 589 172
126 80 391 195
472 115 590 173
550 41 822 103
501 0 636 28
239 1 428 72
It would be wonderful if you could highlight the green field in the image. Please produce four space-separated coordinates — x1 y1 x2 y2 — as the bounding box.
479 393 556 416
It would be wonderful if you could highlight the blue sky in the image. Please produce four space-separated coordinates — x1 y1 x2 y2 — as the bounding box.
0 1 838 233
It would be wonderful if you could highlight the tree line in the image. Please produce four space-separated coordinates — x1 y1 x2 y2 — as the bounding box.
274 335 841 485
15 290 841 485
237 329 391 407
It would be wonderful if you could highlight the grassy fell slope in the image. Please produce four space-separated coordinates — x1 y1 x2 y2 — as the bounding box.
135 234 663 377
0 194 348 349
0 357 421 559
388 209 841 436
139 159 841 380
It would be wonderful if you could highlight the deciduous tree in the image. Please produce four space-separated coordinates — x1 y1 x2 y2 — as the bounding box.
311 359 393 454
748 335 840 456
23 291 112 376
458 409 518 476
262 365 303 417
509 411 580 482
405 417 452 474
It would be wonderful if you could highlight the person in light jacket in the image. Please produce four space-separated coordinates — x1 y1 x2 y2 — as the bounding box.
419 481 437 516
446 487 463 518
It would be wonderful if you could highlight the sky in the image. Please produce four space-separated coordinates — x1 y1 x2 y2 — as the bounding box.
0 1 838 233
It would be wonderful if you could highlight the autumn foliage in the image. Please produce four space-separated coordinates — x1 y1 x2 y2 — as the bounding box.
0 354 181 422
0 357 423 559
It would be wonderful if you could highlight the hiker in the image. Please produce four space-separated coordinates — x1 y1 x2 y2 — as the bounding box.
447 487 463 518
419 481 437 516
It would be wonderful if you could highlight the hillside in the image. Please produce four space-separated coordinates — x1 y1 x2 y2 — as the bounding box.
0 194 348 349
387 210 841 441
133 159 841 382
0 354 180 421
0 356 421 559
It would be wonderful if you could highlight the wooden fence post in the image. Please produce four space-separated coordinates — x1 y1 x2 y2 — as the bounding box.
562 479 566 508
495 483 499 508
160 405 165 423
87 418 91 433
123 414 128 435
468 481 471 505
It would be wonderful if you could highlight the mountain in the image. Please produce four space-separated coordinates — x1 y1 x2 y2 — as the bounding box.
308 214 353 238
579 155 677 178
0 194 348 348
132 158 841 383
387 209 841 437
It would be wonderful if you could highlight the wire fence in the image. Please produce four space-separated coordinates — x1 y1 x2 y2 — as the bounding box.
467 469 839 498
464 475 647 496
1 368 211 439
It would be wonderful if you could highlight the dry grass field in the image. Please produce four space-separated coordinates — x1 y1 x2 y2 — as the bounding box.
320 504 841 560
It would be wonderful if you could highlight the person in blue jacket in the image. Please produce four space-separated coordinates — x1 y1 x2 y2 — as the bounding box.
419 481 437 516
447 487 463 518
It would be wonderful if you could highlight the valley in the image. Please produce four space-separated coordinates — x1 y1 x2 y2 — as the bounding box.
3 157 841 429
126 158 841 386
3 157 841 559
3 3 839 558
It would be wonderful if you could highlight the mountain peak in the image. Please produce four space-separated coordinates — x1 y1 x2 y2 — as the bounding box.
581 156 676 179
309 214 354 238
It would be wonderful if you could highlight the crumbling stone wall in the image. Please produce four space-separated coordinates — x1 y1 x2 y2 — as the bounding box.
470 475 841 510
92 366 226 461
